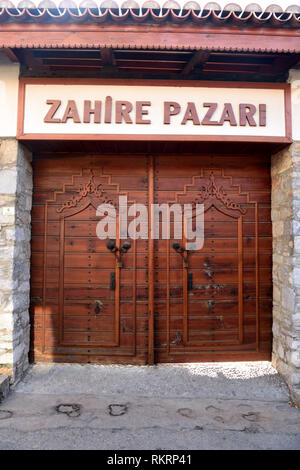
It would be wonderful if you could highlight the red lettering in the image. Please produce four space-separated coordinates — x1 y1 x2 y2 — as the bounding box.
83 100 101 124
259 104 266 126
44 100 61 123
239 104 257 127
136 101 151 124
181 102 200 125
164 102 181 124
201 103 220 125
115 101 133 124
218 103 237 126
61 100 81 123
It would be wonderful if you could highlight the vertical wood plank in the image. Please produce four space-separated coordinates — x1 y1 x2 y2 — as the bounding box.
238 216 244 344
58 217 65 345
166 238 170 354
148 155 155 364
183 229 188 345
255 202 260 351
115 214 120 346
132 206 137 356
42 202 48 353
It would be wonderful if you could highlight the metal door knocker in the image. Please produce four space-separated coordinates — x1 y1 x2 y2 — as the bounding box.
106 239 131 268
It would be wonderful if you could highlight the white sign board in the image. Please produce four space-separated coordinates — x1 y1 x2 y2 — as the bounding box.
18 79 291 143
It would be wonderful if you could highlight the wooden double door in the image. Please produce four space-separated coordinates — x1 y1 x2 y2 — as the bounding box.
30 153 272 364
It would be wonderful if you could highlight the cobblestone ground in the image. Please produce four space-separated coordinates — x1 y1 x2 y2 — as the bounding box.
0 362 299 450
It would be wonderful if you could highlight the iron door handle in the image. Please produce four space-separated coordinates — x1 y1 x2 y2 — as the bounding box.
172 242 189 268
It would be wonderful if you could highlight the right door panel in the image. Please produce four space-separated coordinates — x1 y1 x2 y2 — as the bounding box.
154 154 272 363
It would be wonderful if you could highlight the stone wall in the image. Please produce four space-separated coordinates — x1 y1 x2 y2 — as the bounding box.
0 138 32 383
272 141 300 405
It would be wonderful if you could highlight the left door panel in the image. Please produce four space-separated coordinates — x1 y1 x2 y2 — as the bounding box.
30 155 149 364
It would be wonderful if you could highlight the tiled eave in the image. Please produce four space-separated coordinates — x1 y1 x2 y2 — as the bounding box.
0 4 299 54
0 3 299 27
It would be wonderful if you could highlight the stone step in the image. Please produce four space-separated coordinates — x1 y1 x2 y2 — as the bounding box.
0 375 9 402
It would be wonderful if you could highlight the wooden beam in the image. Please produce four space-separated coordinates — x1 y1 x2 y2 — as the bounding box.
203 63 274 73
100 47 117 73
100 47 116 66
272 55 300 73
1 47 19 63
18 49 50 71
182 51 210 75
117 61 183 70
43 59 103 67
0 27 299 54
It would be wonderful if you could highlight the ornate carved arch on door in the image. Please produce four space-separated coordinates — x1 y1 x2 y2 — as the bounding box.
55 169 119 217
176 170 248 218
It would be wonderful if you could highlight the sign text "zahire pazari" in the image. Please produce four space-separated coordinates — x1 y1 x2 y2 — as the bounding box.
44 97 267 127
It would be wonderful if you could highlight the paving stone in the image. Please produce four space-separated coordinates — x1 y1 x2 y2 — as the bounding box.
0 364 299 450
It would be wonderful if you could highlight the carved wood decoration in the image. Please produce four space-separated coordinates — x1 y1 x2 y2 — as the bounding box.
194 172 247 215
57 170 117 214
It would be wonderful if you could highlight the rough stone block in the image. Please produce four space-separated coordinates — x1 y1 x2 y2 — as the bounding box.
0 139 18 166
294 236 300 253
0 374 9 401
289 351 300 368
282 286 296 311
0 351 13 364
0 170 17 195
294 268 300 287
291 372 300 386
0 314 13 331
